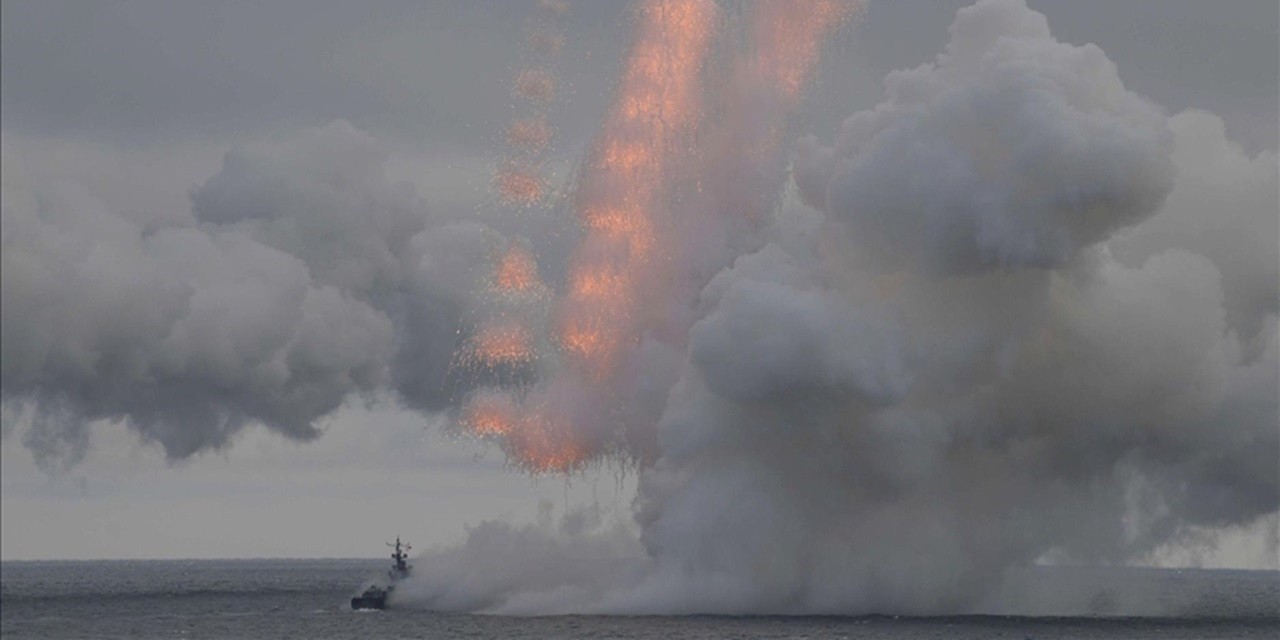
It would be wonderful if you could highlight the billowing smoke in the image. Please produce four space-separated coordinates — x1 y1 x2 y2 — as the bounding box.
2 0 1276 615
1 120 496 469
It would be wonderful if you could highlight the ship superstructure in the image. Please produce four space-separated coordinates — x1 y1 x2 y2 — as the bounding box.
350 537 412 610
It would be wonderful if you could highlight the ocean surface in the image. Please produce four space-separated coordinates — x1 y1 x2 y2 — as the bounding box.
1 559 1276 639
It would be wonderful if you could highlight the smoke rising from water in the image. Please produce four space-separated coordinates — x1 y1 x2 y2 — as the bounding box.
2 0 1276 613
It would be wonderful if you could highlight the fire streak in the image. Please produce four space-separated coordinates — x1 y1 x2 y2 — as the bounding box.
753 0 860 99
558 0 718 375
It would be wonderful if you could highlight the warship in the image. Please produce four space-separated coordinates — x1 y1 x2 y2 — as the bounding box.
350 537 412 610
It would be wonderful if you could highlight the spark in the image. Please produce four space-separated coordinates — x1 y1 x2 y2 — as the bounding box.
495 163 545 206
461 389 520 437
506 118 553 152
469 321 535 368
491 241 545 296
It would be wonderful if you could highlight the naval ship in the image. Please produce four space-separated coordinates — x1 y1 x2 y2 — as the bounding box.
351 537 412 610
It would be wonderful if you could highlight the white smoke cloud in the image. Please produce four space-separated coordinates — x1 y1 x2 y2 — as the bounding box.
399 0 1277 615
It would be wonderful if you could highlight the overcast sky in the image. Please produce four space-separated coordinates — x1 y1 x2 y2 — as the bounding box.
2 0 1276 561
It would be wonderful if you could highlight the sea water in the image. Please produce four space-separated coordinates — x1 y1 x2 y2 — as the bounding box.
1 559 1276 639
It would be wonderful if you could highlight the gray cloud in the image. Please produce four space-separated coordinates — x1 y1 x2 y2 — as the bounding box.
1109 109 1279 353
1 120 495 468
796 0 1176 272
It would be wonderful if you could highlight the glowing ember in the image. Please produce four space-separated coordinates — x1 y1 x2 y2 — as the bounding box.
568 268 626 299
470 321 534 367
513 69 556 104
492 241 543 295
558 0 718 379
506 118 553 152
504 406 588 474
460 390 589 474
461 390 519 437
495 164 545 206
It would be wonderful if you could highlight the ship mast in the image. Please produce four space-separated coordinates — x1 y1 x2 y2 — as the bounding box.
388 536 412 574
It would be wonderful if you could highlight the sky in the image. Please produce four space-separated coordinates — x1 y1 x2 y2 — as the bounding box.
1 0 1277 570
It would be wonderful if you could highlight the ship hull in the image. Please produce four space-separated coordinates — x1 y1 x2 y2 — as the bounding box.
351 594 386 610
